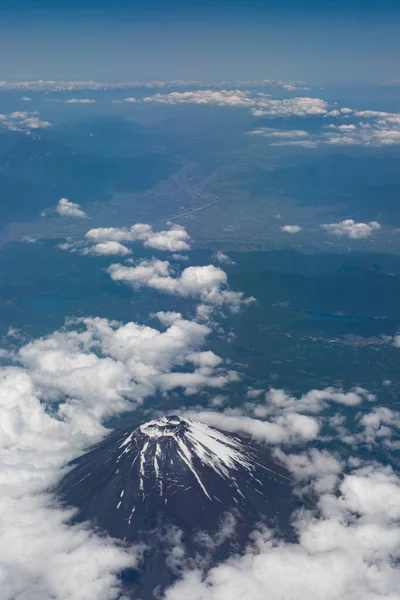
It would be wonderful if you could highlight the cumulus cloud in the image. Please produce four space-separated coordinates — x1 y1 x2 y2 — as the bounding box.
165 463 400 600
86 223 191 252
143 89 257 107
253 115 400 148
143 91 330 118
184 385 375 448
84 241 132 256
17 312 234 414
107 259 254 314
281 225 302 234
0 111 51 131
251 97 329 117
21 96 31 102
355 407 400 450
56 198 88 218
0 304 243 599
166 385 399 600
1 290 398 600
321 219 381 239
188 410 320 445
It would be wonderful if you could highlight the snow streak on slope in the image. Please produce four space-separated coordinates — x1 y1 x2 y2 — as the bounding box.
118 416 288 500
57 416 295 599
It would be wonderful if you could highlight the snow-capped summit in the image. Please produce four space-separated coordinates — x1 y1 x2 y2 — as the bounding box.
57 415 296 599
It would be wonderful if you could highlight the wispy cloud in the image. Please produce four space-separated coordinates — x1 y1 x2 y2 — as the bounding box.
281 225 302 234
65 98 96 104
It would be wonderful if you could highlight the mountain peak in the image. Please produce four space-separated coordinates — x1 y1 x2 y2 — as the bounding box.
122 415 268 501
57 416 296 599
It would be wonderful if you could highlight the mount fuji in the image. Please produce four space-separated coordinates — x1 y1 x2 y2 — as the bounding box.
57 415 296 599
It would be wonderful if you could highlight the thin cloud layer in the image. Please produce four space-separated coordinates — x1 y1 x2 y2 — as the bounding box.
321 219 381 239
213 251 236 265
65 98 96 103
56 198 88 218
0 79 307 92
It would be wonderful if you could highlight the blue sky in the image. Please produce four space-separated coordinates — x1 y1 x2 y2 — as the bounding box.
0 0 399 83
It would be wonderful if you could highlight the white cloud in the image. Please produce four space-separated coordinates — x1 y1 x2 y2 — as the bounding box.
65 98 96 104
251 97 329 117
107 259 254 313
0 79 307 93
56 198 88 219
0 80 204 92
259 386 374 416
85 223 191 252
144 226 191 252
143 90 257 107
172 253 189 261
17 312 233 414
21 96 31 102
143 91 330 119
0 304 242 599
1 288 398 600
213 251 235 265
0 111 51 131
250 128 311 138
356 407 400 449
185 410 320 445
165 463 400 600
255 116 400 148
321 219 381 239
84 241 132 256
122 97 137 103
281 225 302 234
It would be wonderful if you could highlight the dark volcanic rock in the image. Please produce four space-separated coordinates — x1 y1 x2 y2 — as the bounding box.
57 415 296 599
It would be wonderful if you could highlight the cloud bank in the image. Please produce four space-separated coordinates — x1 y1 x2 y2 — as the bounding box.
0 304 244 599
